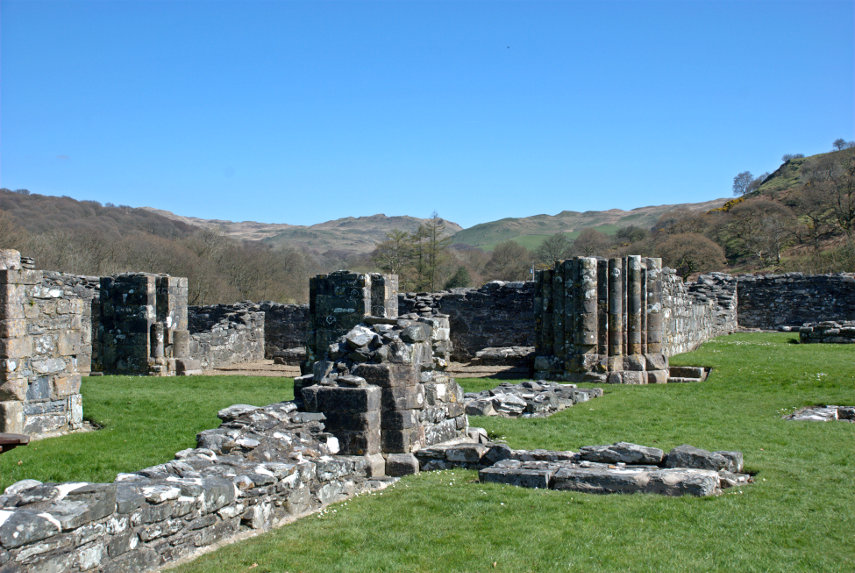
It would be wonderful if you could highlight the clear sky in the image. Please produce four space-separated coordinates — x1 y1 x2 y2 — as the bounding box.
1 0 852 229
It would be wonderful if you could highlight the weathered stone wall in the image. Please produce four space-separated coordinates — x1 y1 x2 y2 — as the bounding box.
736 273 855 329
0 401 389 572
0 251 85 436
398 281 536 361
188 305 265 369
662 271 738 356
99 274 192 375
798 321 855 343
255 302 310 359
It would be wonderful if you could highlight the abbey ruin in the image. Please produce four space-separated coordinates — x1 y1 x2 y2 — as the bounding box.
0 248 851 571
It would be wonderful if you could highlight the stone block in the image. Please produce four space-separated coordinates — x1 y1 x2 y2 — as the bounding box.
381 428 420 453
664 444 737 472
0 378 27 401
336 429 381 455
644 353 668 370
0 319 27 338
0 400 24 433
51 375 81 399
380 409 419 430
621 371 646 385
669 366 706 379
352 363 418 388
479 466 555 489
385 453 420 476
176 358 202 376
645 468 720 497
380 386 425 410
324 410 381 432
0 337 33 359
647 370 669 384
445 443 488 464
306 385 381 414
579 442 664 465
553 466 650 494
623 354 646 371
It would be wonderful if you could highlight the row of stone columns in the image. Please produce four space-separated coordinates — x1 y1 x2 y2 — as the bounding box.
534 256 667 383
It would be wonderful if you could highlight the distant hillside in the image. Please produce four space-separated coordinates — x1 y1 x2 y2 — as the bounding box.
450 199 729 251
143 209 463 260
0 189 196 239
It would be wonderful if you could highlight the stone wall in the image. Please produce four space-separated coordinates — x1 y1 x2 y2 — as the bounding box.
0 251 84 436
798 321 855 343
0 401 389 572
254 302 310 359
188 305 265 369
398 281 535 361
99 274 192 376
736 273 855 329
662 271 738 356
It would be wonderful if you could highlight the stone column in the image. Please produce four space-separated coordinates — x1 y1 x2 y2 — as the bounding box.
608 258 623 366
596 258 609 357
627 255 643 356
646 258 663 354
551 261 566 371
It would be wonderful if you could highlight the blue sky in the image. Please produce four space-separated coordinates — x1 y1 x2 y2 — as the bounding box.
1 0 852 229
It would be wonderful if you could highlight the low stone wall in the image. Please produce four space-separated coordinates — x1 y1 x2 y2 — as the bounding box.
188 305 265 369
0 401 391 572
398 281 535 362
662 271 738 356
736 273 855 329
798 321 855 343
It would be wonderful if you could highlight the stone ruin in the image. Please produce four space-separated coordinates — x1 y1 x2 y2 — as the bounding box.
534 255 669 384
0 263 761 572
0 250 84 435
98 273 197 376
295 271 467 474
785 405 855 422
798 321 855 343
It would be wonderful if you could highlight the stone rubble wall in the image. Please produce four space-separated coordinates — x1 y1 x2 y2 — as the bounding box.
298 315 467 461
0 401 392 573
736 273 855 329
662 271 738 356
188 305 266 370
0 252 85 436
798 321 855 343
398 281 536 362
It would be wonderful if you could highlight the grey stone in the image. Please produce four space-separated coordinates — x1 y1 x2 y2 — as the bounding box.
479 466 555 489
664 444 737 471
385 453 420 476
579 442 664 465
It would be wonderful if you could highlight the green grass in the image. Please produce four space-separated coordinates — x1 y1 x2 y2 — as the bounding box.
176 332 854 572
0 376 293 489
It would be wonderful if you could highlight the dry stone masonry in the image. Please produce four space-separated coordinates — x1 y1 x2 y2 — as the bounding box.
0 250 84 435
99 274 196 376
533 256 670 383
736 272 855 329
798 321 855 343
0 400 393 572
188 304 265 370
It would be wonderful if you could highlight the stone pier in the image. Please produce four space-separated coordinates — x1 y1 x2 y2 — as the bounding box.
533 256 669 383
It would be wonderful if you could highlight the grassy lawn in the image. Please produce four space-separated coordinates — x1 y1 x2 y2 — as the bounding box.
0 376 293 489
176 332 854 572
2 333 853 571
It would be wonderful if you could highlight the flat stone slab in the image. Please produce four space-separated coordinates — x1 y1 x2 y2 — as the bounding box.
785 405 855 422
